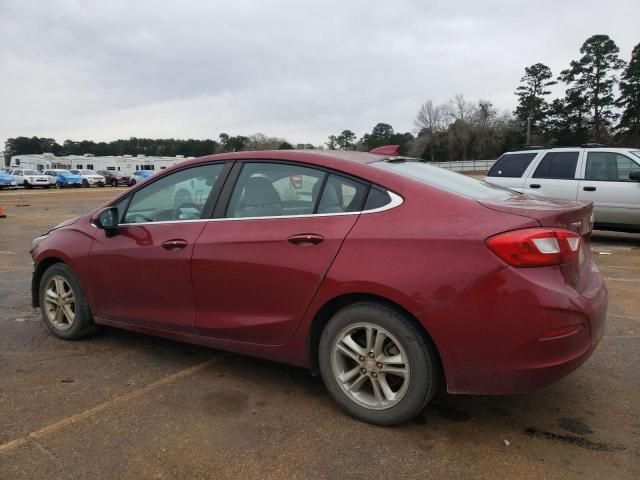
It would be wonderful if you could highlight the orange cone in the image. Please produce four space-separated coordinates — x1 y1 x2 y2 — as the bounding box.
0 206 6 218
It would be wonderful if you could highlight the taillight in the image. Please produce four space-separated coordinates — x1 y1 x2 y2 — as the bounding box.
486 228 581 267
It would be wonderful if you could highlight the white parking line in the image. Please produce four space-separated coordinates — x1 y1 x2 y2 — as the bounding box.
0 357 219 454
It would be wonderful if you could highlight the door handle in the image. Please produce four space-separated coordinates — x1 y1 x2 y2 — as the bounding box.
161 239 188 251
583 186 596 192
288 233 324 246
529 184 541 189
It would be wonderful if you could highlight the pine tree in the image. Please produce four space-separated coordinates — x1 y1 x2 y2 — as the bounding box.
514 63 556 142
616 43 640 145
558 35 626 143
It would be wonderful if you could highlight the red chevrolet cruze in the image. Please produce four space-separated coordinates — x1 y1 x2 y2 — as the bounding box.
31 148 607 425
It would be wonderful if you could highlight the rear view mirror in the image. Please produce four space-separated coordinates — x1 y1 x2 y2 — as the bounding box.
93 207 119 237
629 171 640 181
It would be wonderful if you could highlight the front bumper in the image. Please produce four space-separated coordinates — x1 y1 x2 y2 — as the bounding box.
424 261 607 395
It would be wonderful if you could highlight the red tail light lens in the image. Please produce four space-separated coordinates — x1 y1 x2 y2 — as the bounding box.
486 228 581 267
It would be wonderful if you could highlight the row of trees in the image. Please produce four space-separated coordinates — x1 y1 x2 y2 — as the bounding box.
330 35 639 161
513 35 640 146
327 97 522 161
3 133 316 164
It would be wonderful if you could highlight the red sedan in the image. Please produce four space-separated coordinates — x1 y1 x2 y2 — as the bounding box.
30 148 607 425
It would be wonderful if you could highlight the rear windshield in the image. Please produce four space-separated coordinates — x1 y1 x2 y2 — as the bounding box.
374 161 517 200
487 152 538 178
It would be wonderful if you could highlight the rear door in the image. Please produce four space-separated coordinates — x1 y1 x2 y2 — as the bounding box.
522 150 580 200
192 161 369 345
577 151 640 226
485 152 539 191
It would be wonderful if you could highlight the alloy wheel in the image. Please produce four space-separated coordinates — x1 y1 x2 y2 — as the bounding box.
43 275 76 331
331 322 410 410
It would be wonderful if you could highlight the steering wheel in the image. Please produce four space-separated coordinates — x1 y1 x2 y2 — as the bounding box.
173 202 202 220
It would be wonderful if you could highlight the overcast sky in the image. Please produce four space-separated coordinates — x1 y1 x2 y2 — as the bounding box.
1 0 638 148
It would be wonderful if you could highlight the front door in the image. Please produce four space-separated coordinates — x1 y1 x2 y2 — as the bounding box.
192 162 369 345
89 162 227 332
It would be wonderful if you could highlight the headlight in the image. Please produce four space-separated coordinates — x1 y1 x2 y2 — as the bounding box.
31 234 49 251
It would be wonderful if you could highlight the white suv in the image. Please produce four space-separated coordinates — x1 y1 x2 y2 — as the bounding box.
10 168 52 188
70 169 106 187
485 146 640 232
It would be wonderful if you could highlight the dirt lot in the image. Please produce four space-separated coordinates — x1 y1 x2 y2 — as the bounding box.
0 187 639 479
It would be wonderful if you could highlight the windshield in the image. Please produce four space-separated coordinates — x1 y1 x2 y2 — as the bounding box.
56 170 72 175
374 160 517 200
82 170 95 174
24 170 39 175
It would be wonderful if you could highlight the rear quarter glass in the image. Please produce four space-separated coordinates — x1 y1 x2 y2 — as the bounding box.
487 153 538 178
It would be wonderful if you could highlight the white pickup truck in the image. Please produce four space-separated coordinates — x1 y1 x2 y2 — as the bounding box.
485 146 640 232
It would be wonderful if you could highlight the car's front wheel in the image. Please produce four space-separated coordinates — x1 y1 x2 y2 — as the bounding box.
319 302 438 426
55 182 63 189
39 263 97 340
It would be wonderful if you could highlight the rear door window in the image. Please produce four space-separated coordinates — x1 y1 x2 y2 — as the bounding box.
585 152 640 182
487 153 538 178
226 163 326 218
532 152 579 179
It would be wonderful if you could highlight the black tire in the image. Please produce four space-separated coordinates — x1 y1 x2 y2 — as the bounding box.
24 181 32 189
111 179 118 187
55 182 63 189
38 263 97 340
82 179 89 187
129 179 136 186
318 302 438 426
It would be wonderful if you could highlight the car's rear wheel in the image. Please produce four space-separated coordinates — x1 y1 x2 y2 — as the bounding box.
55 181 63 189
319 302 438 425
111 179 118 187
39 263 97 340
82 179 89 187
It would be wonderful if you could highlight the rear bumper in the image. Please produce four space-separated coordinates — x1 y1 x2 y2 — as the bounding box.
425 261 607 395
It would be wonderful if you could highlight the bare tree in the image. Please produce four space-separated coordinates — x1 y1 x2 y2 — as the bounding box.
414 100 447 161
447 94 476 121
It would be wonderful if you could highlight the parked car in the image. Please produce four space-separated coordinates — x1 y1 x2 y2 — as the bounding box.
30 147 607 426
128 170 154 186
70 169 106 187
10 168 52 189
97 170 129 187
0 171 18 189
486 146 640 232
42 169 83 188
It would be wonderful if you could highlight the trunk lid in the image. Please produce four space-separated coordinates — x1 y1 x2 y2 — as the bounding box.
479 195 594 293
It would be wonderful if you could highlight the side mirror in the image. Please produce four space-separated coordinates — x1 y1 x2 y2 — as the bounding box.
93 207 119 237
629 171 640 182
